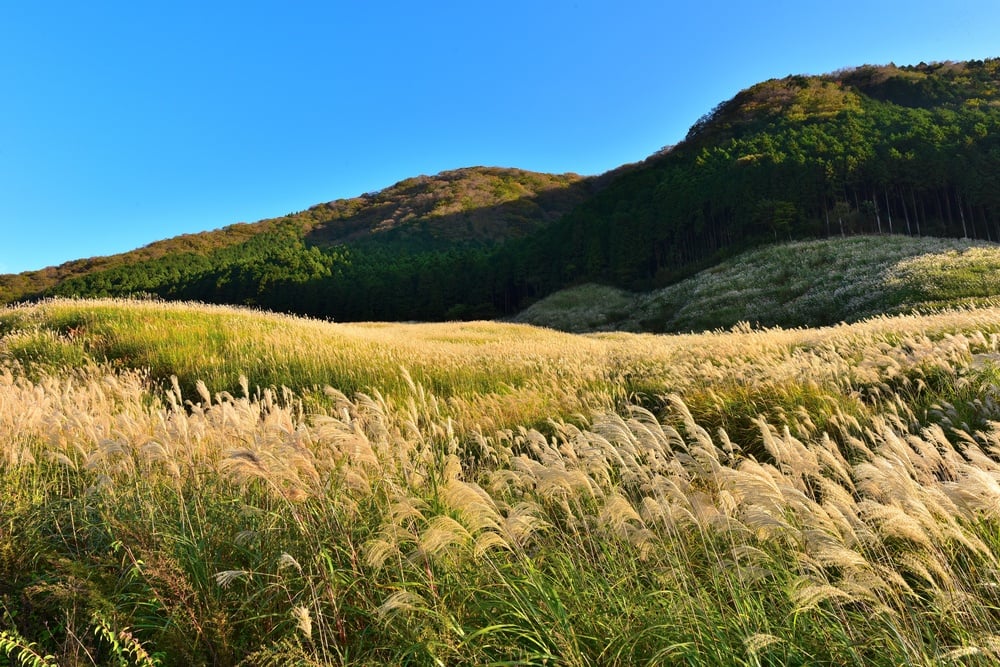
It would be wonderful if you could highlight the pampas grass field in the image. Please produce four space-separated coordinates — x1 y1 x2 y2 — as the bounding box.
4 297 1000 664
516 236 1000 333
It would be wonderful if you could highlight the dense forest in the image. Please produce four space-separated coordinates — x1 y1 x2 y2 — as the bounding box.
0 168 595 319
515 60 1000 294
3 59 999 321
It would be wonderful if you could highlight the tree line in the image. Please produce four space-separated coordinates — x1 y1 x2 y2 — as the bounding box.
42 60 1000 321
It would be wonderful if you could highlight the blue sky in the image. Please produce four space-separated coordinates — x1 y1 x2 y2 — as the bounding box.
2 1 998 274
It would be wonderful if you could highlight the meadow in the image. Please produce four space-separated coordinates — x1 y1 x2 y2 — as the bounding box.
3 297 1000 665
516 236 1000 333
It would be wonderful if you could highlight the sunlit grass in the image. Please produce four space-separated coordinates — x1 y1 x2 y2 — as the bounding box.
517 235 1000 332
4 298 1000 664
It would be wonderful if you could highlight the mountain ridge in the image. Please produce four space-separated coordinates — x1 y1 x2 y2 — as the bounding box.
3 58 999 328
0 166 592 304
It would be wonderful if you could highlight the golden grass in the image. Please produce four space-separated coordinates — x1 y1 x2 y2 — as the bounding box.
4 298 1000 663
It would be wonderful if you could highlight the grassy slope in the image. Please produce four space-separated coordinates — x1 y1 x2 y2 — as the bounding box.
514 235 1000 333
5 299 1000 664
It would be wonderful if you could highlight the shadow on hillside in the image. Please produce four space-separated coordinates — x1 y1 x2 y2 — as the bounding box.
303 169 600 249
0 169 604 305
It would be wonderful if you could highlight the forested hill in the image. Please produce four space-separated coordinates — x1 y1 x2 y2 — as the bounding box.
0 168 593 315
506 59 1000 296
3 59 999 323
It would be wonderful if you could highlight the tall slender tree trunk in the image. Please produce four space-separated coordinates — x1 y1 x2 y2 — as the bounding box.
873 193 883 234
884 188 893 234
852 189 863 232
935 188 946 231
944 187 960 237
900 186 912 236
819 189 830 238
956 189 969 238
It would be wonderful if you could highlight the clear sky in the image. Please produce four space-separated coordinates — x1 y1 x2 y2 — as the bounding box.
2 1 998 274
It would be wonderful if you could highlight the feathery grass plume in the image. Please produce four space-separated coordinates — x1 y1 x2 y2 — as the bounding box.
222 447 269 480
896 551 952 590
743 632 784 657
85 438 137 477
815 476 872 546
44 450 77 470
220 433 314 503
139 440 182 478
943 466 1000 518
789 578 853 613
857 499 935 550
364 493 428 569
292 605 312 641
739 506 794 541
730 457 787 512
838 562 909 608
277 552 303 574
312 413 379 471
215 569 250 588
472 530 511 558
195 379 212 406
415 514 472 562
389 495 430 526
637 494 676 532
441 476 503 535
813 431 855 488
376 590 426 620
530 465 600 507
363 531 406 571
597 491 644 539
499 501 550 549
936 645 983 663
979 635 1000 660
728 543 780 585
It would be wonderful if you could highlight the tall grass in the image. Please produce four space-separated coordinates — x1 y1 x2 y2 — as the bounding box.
0 299 624 433
516 235 1000 332
3 298 1000 664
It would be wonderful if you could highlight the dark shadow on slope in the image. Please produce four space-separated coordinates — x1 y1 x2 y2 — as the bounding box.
302 166 598 250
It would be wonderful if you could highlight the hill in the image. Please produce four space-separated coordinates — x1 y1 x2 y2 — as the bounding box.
2 59 999 325
514 235 1000 332
505 59 1000 300
0 167 592 316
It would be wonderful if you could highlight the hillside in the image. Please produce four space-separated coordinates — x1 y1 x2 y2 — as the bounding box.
303 167 592 246
3 59 999 326
514 236 1000 332
506 59 1000 300
0 168 592 310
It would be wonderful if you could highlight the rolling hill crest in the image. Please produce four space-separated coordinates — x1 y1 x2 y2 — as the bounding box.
3 58 999 327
